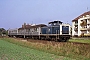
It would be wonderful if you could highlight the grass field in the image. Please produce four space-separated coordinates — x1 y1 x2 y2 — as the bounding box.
0 37 90 60
0 39 73 60
69 38 90 44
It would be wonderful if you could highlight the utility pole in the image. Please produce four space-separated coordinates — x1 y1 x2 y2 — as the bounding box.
24 23 26 39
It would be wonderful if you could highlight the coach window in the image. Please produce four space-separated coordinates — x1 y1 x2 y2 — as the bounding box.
29 29 30 31
37 28 38 31
48 29 50 32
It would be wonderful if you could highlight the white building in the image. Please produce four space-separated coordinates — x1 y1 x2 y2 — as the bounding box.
72 11 90 37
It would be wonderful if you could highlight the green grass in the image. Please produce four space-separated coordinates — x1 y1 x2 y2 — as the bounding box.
69 39 90 44
0 39 73 60
1 38 90 60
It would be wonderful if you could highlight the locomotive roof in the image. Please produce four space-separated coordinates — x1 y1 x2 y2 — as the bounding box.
18 24 47 30
30 24 47 28
48 21 63 24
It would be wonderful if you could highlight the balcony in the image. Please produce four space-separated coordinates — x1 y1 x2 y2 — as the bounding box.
80 22 84 26
84 33 90 36
87 27 90 30
74 23 78 26
80 28 87 31
87 18 90 20
74 33 78 35
74 28 78 31
87 22 90 25
80 20 87 26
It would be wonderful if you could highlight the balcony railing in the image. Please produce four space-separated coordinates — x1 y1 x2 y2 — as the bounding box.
74 23 78 26
74 28 78 31
84 33 90 36
87 28 90 30
80 20 87 26
87 22 90 25
87 19 90 21
74 33 78 35
80 22 84 26
80 28 87 30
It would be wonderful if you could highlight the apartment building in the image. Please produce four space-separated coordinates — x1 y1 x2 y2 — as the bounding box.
72 11 90 37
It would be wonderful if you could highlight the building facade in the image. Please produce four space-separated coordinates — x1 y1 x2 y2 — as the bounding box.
72 11 90 37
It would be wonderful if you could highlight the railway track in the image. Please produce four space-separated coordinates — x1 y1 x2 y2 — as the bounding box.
13 37 90 46
26 38 90 46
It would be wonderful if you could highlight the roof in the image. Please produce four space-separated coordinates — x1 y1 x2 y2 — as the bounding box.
48 21 63 24
30 24 47 28
18 24 47 30
72 11 90 22
22 24 31 28
18 28 24 30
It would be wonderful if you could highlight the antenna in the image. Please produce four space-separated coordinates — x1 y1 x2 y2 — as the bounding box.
67 21 68 24
87 7 88 11
32 21 33 25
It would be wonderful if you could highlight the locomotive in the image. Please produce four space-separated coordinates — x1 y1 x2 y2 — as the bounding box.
8 21 71 42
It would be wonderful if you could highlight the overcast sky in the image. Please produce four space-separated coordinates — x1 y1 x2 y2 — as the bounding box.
0 0 90 29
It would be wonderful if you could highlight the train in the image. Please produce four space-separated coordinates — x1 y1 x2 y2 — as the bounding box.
8 20 71 42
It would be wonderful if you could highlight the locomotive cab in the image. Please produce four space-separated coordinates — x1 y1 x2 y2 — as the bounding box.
47 21 70 41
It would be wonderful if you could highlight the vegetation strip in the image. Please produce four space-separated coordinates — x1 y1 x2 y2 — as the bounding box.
0 39 73 60
69 39 90 44
1 38 90 60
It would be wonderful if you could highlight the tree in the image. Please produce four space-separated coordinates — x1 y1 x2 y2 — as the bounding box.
0 28 7 36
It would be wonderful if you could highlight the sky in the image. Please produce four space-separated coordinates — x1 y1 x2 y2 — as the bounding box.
0 0 90 29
